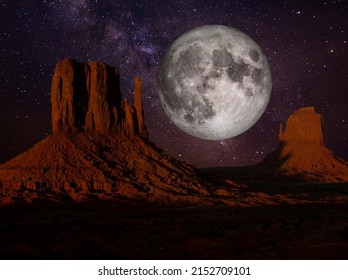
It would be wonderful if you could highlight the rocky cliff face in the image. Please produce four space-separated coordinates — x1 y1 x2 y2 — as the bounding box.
260 107 348 181
51 58 146 136
279 107 324 146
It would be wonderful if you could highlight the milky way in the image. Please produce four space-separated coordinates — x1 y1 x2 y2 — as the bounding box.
1 0 348 167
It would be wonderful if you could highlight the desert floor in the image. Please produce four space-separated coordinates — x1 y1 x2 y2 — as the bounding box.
1 184 348 259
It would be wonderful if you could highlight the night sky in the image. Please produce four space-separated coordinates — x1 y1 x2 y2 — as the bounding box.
1 0 347 167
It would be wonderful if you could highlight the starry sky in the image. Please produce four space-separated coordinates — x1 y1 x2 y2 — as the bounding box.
1 0 347 167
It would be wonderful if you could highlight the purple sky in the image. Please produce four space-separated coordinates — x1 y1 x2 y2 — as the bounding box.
1 0 347 167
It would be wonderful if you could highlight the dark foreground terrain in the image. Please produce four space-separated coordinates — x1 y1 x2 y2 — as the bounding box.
1 185 348 260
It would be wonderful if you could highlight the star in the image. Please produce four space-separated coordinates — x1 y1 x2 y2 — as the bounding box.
0 0 347 167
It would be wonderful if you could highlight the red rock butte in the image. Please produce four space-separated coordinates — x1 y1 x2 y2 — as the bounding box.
260 106 348 181
0 58 224 205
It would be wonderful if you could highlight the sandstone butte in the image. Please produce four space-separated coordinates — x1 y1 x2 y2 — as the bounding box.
258 107 348 182
0 58 229 205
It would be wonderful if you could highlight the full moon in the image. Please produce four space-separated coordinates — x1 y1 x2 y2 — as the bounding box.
157 25 272 140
